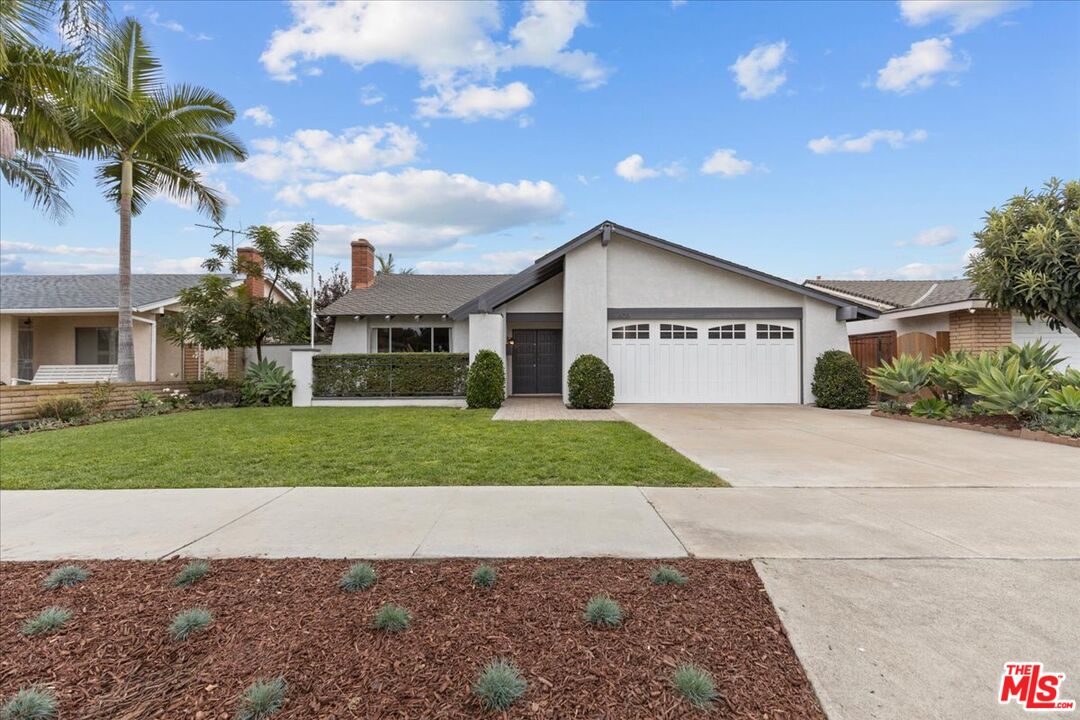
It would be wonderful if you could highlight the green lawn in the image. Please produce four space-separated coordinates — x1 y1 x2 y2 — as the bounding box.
0 407 722 489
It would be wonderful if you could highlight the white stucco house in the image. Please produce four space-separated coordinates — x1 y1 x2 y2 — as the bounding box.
312 221 879 405
805 278 1080 369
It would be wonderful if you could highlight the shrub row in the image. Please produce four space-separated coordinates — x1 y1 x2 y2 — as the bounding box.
314 353 469 398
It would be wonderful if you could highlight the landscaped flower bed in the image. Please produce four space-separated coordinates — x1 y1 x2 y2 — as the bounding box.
0 558 822 718
870 409 1080 447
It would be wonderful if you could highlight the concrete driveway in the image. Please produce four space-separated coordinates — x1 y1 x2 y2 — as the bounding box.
616 404 1080 487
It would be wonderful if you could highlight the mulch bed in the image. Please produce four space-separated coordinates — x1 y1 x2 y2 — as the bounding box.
0 558 823 719
871 410 1080 447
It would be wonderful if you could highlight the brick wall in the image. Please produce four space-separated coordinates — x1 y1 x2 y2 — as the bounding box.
948 309 1012 352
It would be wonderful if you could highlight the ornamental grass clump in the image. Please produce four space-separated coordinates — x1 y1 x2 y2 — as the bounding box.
650 564 688 586
42 565 89 590
672 664 718 709
169 608 212 640
339 562 377 592
235 678 287 720
472 659 527 712
20 607 72 636
1 686 57 720
373 604 411 633
471 564 497 588
583 594 623 628
172 559 210 587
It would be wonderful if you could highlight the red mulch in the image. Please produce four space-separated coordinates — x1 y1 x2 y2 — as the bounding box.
0 558 824 719
951 414 1024 431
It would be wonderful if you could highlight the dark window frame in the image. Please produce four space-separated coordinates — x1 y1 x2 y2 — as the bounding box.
372 326 453 353
611 323 650 340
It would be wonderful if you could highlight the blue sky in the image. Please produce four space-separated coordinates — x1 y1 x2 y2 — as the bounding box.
1 0 1077 283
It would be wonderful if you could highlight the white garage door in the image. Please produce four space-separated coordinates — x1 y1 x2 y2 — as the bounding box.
1012 317 1080 369
608 319 800 403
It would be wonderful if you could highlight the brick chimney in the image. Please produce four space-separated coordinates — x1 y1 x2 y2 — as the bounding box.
351 238 375 289
236 246 265 298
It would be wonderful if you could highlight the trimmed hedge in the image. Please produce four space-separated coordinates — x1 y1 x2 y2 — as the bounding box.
567 354 615 409
312 353 468 398
811 350 869 409
467 349 505 408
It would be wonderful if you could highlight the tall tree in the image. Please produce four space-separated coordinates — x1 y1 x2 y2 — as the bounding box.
311 263 350 343
163 223 317 362
71 18 247 380
967 178 1080 337
0 0 110 218
376 252 414 275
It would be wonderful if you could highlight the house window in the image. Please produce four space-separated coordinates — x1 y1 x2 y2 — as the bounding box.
659 323 697 339
755 323 795 340
75 327 118 364
611 323 649 339
708 323 746 339
373 326 451 352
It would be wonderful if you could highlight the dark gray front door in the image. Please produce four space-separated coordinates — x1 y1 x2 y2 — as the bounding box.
512 329 562 394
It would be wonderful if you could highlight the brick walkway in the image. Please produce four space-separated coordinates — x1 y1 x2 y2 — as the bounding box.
492 396 622 421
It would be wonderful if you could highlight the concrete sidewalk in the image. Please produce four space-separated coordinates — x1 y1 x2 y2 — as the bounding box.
2 486 1078 560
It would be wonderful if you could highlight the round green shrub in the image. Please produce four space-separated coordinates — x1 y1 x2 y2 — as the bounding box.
567 354 614 409
583 594 623 628
811 350 869 409
671 664 717 708
35 396 85 422
471 564 497 588
466 350 505 409
373 604 411 633
472 658 527 711
339 562 377 592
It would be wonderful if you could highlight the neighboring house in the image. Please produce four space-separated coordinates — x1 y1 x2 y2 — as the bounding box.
804 278 1080 369
0 247 287 384
322 221 879 404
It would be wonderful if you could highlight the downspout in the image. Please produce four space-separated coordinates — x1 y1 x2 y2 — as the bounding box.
132 315 157 381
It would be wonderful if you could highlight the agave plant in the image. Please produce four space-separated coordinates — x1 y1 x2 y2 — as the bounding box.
926 351 970 404
910 397 952 419
240 359 295 406
965 356 1049 418
1050 367 1080 389
999 340 1063 376
867 354 930 399
1042 385 1080 415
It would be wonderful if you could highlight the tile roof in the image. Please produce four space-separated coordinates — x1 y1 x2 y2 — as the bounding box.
0 274 231 311
804 279 980 309
322 274 512 316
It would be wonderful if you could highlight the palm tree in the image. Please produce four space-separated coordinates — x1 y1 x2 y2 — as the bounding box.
71 18 247 380
0 0 110 218
376 252 415 275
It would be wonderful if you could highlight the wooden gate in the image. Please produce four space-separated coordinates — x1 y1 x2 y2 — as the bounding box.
849 331 897 400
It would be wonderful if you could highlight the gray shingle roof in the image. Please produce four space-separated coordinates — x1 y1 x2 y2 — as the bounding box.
322 274 513 316
805 279 979 309
0 274 232 310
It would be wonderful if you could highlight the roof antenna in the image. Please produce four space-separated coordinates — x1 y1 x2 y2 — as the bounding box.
195 220 246 252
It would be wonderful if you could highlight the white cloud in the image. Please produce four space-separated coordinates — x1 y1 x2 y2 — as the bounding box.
145 8 184 32
162 167 239 209
876 37 968 94
700 148 754 177
260 1 606 120
808 128 928 154
281 168 564 238
242 106 275 127
898 0 1026 33
360 84 384 106
416 81 534 121
0 240 115 256
0 256 118 274
898 224 958 247
614 154 681 182
893 262 958 279
415 249 543 274
142 257 206 273
270 221 477 258
237 124 421 182
730 40 790 100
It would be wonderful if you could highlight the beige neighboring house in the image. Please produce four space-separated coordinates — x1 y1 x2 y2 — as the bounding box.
0 247 287 385
804 278 1080 369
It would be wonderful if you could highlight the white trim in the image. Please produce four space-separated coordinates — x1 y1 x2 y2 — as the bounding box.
880 299 988 320
1 307 119 315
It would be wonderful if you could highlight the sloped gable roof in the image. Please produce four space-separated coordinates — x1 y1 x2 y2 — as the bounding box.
321 274 512 316
805 279 979 310
0 274 233 311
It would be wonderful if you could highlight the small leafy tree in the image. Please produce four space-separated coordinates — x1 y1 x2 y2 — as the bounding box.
164 224 316 361
967 178 1080 337
312 263 350 343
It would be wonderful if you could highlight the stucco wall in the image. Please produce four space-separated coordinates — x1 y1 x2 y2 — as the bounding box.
0 315 17 385
800 299 851 403
468 312 506 371
25 313 157 381
846 313 949 336
504 274 564 313
561 239 608 401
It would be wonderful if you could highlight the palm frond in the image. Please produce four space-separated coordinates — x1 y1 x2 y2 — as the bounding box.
0 152 73 220
142 159 228 221
97 17 161 100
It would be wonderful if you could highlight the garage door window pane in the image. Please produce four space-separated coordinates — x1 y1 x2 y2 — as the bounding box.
661 323 696 339
709 323 745 339
756 324 794 340
612 324 649 339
